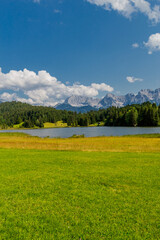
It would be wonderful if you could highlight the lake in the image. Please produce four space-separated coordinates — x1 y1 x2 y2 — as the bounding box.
0 126 160 138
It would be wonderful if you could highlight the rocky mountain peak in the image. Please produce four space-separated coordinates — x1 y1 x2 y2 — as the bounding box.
55 88 160 112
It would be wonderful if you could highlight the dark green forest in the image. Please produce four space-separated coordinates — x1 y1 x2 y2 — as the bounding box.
0 101 159 129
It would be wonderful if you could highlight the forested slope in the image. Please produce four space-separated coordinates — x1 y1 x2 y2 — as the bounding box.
0 101 159 128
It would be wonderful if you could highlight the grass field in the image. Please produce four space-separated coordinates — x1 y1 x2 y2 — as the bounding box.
43 121 68 128
11 120 104 129
11 120 104 130
0 133 160 239
0 132 160 152
10 121 68 130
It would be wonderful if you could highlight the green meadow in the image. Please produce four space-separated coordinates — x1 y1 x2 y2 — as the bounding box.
0 134 160 239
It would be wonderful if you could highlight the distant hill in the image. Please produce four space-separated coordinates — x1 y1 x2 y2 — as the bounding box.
55 88 160 112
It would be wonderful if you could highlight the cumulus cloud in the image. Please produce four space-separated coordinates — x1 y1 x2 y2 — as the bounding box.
0 68 113 106
86 0 160 23
91 83 113 91
144 33 160 54
0 92 34 105
126 76 143 83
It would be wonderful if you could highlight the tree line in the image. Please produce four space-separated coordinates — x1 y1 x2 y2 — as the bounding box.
0 101 159 129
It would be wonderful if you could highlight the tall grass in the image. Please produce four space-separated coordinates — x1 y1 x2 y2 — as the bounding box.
0 133 159 152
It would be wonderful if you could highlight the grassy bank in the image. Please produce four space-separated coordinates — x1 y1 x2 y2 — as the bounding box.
0 132 160 152
0 134 160 239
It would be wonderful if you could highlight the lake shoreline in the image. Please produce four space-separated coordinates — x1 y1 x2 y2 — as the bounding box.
0 126 160 138
0 125 160 131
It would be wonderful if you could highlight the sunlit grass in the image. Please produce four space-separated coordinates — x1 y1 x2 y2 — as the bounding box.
0 133 160 152
89 121 104 127
0 133 160 239
10 121 68 130
12 122 24 129
0 149 159 239
44 121 67 128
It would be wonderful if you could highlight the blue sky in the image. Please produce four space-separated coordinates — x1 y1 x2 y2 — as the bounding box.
0 0 160 106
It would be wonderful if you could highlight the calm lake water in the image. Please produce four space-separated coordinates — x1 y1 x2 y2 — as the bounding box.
0 126 160 138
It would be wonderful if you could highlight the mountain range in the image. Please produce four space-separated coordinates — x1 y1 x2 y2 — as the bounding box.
55 88 160 112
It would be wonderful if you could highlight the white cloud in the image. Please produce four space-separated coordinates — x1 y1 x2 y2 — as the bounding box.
144 33 160 54
0 68 113 106
0 92 17 102
86 0 160 23
126 76 143 83
0 92 34 104
91 83 113 91
132 43 139 48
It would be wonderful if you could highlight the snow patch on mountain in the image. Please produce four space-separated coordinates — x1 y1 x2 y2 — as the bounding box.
55 88 160 112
